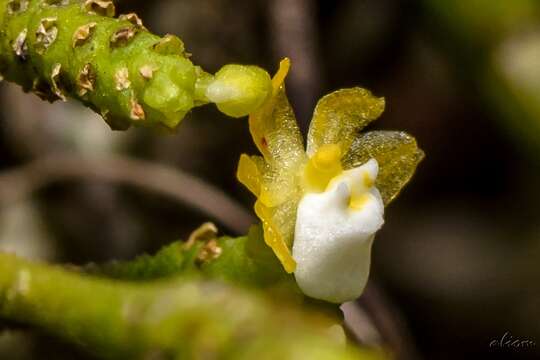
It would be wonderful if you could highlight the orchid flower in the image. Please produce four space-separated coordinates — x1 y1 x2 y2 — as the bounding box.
237 59 424 303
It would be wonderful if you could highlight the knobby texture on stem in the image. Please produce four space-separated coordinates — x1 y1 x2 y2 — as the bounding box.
0 0 210 129
0 0 272 130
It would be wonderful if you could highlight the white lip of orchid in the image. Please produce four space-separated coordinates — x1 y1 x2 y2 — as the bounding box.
292 158 384 303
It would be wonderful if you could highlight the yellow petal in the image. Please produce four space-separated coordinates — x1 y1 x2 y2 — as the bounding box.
254 200 298 273
237 153 295 207
248 58 306 169
342 131 424 205
240 59 307 271
258 165 299 207
306 87 385 157
271 58 290 95
237 154 264 196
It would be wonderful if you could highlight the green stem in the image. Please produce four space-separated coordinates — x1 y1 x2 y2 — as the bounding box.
0 0 272 130
85 225 343 323
0 252 367 359
85 226 301 294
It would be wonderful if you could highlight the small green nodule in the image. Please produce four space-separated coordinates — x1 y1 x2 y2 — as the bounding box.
206 64 273 118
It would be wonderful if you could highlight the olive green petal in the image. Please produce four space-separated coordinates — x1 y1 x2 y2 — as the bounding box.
342 131 424 205
306 87 385 157
247 63 306 207
248 59 306 169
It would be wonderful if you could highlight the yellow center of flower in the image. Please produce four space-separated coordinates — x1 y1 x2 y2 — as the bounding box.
349 193 370 210
302 144 343 193
347 172 376 210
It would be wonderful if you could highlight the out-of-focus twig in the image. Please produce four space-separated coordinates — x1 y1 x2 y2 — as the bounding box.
0 154 255 234
268 0 322 132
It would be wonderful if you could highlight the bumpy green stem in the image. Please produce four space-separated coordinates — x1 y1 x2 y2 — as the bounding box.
86 226 299 292
0 251 371 359
85 226 342 321
0 0 272 130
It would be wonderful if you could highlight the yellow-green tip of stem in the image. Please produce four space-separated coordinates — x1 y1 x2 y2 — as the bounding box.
206 64 272 117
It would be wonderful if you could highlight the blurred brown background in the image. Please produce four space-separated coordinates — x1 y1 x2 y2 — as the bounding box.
1 0 540 359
